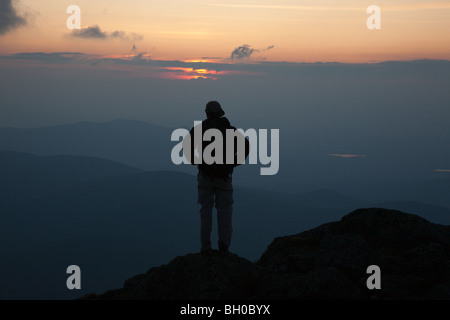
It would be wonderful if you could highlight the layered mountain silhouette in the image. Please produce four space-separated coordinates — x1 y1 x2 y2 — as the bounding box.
1 119 450 299
2 119 450 197
0 150 142 206
1 149 450 299
0 153 339 299
86 208 450 300
0 119 173 171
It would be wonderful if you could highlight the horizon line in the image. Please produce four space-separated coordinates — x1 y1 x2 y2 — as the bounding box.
1 51 450 65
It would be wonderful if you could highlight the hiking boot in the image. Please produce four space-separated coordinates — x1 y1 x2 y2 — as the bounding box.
201 248 213 255
218 242 229 255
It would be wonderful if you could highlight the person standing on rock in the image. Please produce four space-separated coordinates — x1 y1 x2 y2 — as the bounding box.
183 101 250 254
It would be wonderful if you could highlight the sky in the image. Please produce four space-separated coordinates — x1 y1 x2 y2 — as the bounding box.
0 0 448 125
1 0 450 63
0 0 449 175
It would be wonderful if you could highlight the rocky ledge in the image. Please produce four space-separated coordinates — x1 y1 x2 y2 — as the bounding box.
85 208 450 300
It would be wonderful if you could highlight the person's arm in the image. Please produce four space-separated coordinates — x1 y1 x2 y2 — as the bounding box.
232 128 250 167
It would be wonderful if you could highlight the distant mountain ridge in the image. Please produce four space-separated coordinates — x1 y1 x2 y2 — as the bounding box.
373 201 450 225
2 118 450 198
0 119 174 171
0 154 340 299
0 150 143 206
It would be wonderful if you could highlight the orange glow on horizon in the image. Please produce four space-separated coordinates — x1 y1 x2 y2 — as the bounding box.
97 53 152 60
181 59 219 63
161 67 221 80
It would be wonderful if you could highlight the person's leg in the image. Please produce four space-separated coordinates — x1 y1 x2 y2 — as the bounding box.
214 176 233 251
198 173 214 252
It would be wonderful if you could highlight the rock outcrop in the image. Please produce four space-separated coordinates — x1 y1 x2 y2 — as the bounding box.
86 251 259 300
86 208 450 299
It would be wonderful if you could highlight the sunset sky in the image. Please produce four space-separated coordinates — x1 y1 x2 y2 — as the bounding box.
0 0 450 195
1 0 450 63
1 0 449 133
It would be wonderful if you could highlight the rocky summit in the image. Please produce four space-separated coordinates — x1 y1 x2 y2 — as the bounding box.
85 208 450 300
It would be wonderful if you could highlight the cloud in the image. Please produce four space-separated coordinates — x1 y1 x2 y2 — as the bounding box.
111 30 143 42
132 51 147 61
230 44 275 60
0 52 85 63
128 45 147 60
3 51 450 83
70 25 143 41
230 44 259 60
0 0 26 36
328 154 367 158
71 25 106 39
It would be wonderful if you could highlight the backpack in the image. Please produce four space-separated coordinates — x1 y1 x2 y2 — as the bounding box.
198 117 235 178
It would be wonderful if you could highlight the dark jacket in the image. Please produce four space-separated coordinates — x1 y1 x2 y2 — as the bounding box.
185 117 250 178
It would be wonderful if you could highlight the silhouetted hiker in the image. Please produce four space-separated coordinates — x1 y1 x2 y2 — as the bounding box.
183 101 250 255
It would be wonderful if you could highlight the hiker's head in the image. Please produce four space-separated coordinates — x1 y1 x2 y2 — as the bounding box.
205 101 225 119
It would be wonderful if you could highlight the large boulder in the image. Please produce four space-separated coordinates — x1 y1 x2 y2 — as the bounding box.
256 208 450 299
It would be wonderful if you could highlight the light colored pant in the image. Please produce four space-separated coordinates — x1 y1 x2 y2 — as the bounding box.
197 173 233 250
